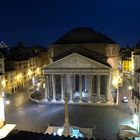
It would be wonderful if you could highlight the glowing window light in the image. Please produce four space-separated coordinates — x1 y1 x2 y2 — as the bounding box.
28 69 32 76
19 73 22 78
112 78 118 87
2 80 6 88
36 67 41 75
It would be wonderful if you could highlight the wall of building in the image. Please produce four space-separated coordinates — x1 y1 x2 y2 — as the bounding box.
3 56 42 94
49 43 120 90
0 57 5 128
122 59 132 73
134 55 140 71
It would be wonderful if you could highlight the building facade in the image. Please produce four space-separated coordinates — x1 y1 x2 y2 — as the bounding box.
1 44 51 95
131 50 140 113
2 56 42 94
0 54 5 127
122 58 132 74
43 27 120 104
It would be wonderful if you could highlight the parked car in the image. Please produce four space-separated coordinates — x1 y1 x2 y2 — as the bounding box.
122 96 128 103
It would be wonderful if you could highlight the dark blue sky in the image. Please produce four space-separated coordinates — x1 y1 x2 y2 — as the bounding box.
0 0 140 48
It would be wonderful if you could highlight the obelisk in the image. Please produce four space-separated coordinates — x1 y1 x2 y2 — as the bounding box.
62 95 71 137
64 95 69 125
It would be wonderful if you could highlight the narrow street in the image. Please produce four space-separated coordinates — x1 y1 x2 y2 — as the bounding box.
118 77 134 116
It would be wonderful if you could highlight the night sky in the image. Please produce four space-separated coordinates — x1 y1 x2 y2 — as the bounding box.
0 0 140 48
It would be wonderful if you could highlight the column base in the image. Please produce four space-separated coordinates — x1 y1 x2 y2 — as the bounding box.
96 101 101 103
44 98 48 102
79 100 83 103
105 99 109 103
61 99 65 102
52 99 56 102
69 100 73 103
88 100 92 103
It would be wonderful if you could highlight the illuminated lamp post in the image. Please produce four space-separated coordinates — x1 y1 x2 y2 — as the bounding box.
128 85 133 90
37 83 40 90
32 77 35 86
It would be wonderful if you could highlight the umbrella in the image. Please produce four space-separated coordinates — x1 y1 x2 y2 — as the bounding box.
119 131 139 138
119 125 137 131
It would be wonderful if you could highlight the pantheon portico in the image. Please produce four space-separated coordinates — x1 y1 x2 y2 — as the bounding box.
43 53 112 103
43 27 120 104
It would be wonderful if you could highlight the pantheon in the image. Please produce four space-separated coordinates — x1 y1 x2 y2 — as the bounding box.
43 27 120 104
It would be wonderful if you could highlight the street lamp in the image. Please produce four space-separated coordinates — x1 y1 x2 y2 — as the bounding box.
37 83 40 91
32 77 35 86
5 100 10 105
128 85 133 90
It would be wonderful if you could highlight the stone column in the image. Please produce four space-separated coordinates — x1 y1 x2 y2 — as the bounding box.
61 75 64 101
97 75 100 102
48 75 51 99
72 75 76 92
48 74 53 98
52 74 56 102
69 75 73 102
92 75 94 95
106 75 110 102
79 74 82 102
45 75 49 99
88 75 92 103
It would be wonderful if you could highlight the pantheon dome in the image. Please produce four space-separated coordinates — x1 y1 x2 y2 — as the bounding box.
53 27 115 44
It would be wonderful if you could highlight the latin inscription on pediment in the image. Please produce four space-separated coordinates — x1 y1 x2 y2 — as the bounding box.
47 53 109 69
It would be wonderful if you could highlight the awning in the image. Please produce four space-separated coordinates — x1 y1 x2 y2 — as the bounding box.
120 125 137 131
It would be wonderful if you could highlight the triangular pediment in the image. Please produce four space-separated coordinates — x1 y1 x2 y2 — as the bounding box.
46 53 110 69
